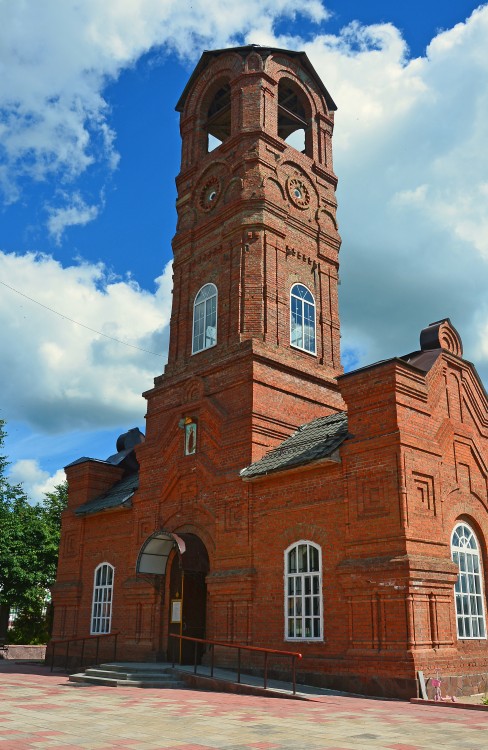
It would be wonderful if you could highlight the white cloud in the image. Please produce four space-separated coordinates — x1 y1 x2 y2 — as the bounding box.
46 191 101 244
8 459 66 504
0 0 327 205
2 1 488 434
264 6 488 372
0 250 172 432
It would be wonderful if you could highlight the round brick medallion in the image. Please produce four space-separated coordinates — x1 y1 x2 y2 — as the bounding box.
199 177 221 211
287 177 310 209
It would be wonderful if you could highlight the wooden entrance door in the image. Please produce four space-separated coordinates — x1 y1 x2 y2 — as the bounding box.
167 535 208 664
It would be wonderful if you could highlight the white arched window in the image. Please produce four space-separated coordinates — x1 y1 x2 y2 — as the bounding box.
285 541 322 640
290 284 316 354
451 523 486 639
192 283 217 354
91 563 114 635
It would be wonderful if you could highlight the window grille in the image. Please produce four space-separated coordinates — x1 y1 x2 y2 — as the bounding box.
290 284 316 354
451 523 486 639
91 563 114 635
192 283 217 354
285 541 322 640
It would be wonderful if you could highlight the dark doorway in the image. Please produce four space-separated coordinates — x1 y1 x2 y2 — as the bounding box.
168 533 209 664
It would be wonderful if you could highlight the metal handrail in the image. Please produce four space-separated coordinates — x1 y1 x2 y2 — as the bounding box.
169 634 302 694
50 632 118 672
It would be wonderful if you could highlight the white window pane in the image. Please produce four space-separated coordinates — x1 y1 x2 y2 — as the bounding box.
91 564 114 635
288 548 297 573
193 285 217 353
285 543 322 640
290 287 315 353
298 545 307 572
452 523 486 640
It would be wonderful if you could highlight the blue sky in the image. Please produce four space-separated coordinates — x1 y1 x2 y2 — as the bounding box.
1 1 487 501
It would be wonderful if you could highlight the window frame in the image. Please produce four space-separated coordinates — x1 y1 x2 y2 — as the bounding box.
284 540 323 642
451 522 487 640
90 562 114 635
192 283 218 355
290 283 316 355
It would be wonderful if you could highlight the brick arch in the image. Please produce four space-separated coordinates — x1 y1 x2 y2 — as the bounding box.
279 522 328 550
443 494 488 581
162 512 216 560
276 72 316 120
452 511 488 567
245 51 263 72
316 207 338 231
183 52 243 120
445 488 488 529
277 74 316 158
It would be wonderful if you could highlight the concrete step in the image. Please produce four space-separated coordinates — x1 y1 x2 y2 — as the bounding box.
85 667 174 682
68 661 186 689
98 662 174 674
69 673 186 688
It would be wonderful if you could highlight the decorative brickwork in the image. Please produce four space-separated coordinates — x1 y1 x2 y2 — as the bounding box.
50 48 488 699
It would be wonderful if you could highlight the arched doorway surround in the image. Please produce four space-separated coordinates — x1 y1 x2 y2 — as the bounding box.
136 530 209 663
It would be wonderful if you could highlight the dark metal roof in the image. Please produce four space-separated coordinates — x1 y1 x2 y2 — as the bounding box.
241 411 348 480
175 45 337 113
400 349 442 372
75 473 139 517
65 427 144 472
65 456 106 468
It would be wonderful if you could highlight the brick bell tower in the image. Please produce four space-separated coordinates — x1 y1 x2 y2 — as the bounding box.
144 45 344 467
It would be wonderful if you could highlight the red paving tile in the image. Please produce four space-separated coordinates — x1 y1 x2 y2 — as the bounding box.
2 663 488 749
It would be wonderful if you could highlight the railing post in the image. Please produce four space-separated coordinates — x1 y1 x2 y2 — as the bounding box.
95 635 100 665
237 647 241 683
263 652 268 690
292 656 296 695
172 636 176 668
50 642 55 673
194 640 198 674
210 643 214 677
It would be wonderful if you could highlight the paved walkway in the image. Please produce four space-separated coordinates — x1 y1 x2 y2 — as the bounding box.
1 662 487 750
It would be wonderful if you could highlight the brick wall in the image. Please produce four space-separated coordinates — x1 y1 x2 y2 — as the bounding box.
50 48 488 698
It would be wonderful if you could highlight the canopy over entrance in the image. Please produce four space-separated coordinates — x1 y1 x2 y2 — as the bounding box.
136 530 209 575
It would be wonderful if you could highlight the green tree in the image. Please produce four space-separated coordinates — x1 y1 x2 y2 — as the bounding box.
0 420 67 642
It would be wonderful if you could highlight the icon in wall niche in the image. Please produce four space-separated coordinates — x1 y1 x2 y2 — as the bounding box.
184 417 197 455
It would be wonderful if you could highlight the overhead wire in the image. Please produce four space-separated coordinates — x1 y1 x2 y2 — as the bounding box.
0 278 164 357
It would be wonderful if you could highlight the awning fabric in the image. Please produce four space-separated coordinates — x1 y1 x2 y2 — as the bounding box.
136 530 186 575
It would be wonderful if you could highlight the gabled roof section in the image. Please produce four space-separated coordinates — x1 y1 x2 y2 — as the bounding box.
400 318 463 372
176 45 337 113
339 319 465 380
65 427 144 472
75 473 139 517
241 411 349 480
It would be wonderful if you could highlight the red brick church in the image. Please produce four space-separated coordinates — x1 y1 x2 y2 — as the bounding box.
50 45 488 699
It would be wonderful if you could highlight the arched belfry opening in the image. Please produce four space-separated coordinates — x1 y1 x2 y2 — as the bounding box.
206 83 231 152
136 530 209 664
278 79 310 155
